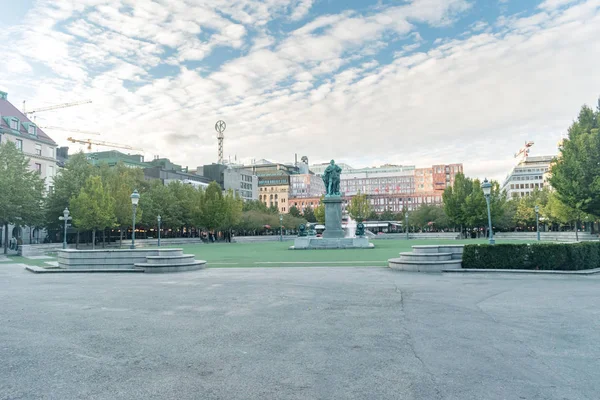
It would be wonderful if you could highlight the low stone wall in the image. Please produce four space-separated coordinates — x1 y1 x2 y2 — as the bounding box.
58 248 184 270
494 232 598 242
388 244 464 272
373 232 461 240
233 235 296 243
19 243 70 257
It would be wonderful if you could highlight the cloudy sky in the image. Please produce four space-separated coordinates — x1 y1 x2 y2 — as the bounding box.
1 0 599 181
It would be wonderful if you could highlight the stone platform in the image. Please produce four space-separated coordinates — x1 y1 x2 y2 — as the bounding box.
290 237 374 250
56 248 206 273
388 245 463 272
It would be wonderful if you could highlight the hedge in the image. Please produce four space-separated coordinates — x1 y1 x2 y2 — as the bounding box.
462 242 600 271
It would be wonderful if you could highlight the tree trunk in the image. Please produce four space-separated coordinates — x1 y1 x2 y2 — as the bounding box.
92 230 96 250
76 230 80 249
119 227 123 248
575 220 579 242
3 224 8 255
102 229 106 248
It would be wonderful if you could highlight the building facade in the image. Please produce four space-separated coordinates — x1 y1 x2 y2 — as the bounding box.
501 156 554 198
0 91 58 193
290 173 326 198
224 167 258 201
309 162 463 213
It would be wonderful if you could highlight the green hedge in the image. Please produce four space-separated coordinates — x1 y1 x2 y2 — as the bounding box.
462 242 600 271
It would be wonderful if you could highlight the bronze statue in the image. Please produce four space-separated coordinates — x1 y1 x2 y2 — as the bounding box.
322 159 342 196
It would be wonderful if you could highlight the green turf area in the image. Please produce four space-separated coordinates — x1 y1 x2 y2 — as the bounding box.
0 239 533 269
174 239 532 268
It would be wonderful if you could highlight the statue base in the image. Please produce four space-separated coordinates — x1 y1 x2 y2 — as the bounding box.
289 237 374 250
322 196 345 238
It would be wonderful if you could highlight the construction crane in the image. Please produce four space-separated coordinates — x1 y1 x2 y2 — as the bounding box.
39 126 100 136
514 141 534 162
67 137 143 152
23 99 92 117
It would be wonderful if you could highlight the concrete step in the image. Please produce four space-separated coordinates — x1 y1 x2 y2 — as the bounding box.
411 245 443 254
399 252 453 262
145 254 196 265
134 260 207 273
388 258 462 272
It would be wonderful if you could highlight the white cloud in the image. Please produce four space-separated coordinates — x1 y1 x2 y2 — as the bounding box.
538 0 579 10
290 0 314 21
1 0 599 184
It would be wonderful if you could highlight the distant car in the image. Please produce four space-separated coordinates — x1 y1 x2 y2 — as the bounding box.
316 233 322 237
377 232 385 235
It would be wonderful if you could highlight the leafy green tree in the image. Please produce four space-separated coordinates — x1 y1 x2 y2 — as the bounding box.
104 163 144 246
443 172 472 232
200 182 225 231
45 152 96 231
140 180 182 230
0 141 46 253
303 206 317 223
409 205 449 231
347 192 371 221
550 99 600 218
288 205 302 218
379 208 396 221
169 181 198 236
243 200 268 213
69 176 115 249
221 189 243 239
314 196 325 224
268 204 279 214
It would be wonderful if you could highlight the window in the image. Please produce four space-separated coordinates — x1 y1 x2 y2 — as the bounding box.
34 163 42 174
48 165 54 177
48 186 54 195
35 144 42 156
16 139 23 151
28 125 36 135
10 119 19 130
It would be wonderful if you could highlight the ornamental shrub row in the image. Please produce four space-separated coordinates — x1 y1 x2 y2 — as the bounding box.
462 242 600 271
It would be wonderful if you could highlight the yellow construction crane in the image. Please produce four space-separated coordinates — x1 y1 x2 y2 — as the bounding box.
40 126 100 136
23 99 92 117
67 137 143 152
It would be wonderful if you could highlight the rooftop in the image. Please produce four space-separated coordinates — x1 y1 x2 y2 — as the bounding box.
0 91 57 146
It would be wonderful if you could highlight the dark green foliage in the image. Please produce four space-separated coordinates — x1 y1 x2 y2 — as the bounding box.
463 242 600 270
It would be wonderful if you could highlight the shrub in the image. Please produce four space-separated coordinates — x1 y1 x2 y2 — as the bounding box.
462 242 600 271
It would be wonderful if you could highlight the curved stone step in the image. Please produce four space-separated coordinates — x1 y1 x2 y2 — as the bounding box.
134 260 207 273
388 258 462 272
398 252 453 262
411 245 443 254
145 254 196 265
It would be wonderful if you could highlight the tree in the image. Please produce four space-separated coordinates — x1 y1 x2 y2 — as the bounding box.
221 189 243 241
104 163 144 247
288 205 302 218
347 192 371 221
550 99 600 218
314 196 325 224
379 208 396 221
45 152 96 232
140 180 182 230
0 141 46 253
303 206 317 223
443 172 472 232
243 200 268 213
409 205 449 231
69 176 115 249
200 182 225 231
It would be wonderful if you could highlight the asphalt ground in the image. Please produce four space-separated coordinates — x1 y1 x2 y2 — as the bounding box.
1 264 599 400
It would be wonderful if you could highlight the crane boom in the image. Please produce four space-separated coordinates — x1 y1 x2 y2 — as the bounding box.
40 126 100 135
24 100 92 116
67 137 143 152
514 141 534 162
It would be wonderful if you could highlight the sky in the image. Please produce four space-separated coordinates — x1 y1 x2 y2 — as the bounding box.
1 0 599 182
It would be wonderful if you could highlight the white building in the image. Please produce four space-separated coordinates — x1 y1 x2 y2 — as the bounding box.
224 167 258 201
501 156 554 198
0 91 58 193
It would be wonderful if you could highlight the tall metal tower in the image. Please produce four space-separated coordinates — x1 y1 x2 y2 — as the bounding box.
215 120 226 164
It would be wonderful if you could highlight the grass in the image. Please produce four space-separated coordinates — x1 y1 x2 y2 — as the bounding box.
0 239 534 269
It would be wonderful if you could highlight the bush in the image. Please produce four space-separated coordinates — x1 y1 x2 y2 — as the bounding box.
462 242 600 271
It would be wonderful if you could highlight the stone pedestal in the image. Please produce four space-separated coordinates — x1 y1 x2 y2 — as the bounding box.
323 196 344 238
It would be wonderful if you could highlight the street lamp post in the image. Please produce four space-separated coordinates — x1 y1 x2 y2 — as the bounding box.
157 215 161 247
535 205 540 241
130 190 140 249
58 207 72 250
279 214 283 242
481 178 495 245
405 210 409 240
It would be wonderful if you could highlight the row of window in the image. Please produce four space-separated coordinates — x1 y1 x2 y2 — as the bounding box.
510 183 544 190
511 175 543 181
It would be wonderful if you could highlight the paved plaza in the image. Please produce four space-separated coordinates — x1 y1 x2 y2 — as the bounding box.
1 264 599 400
